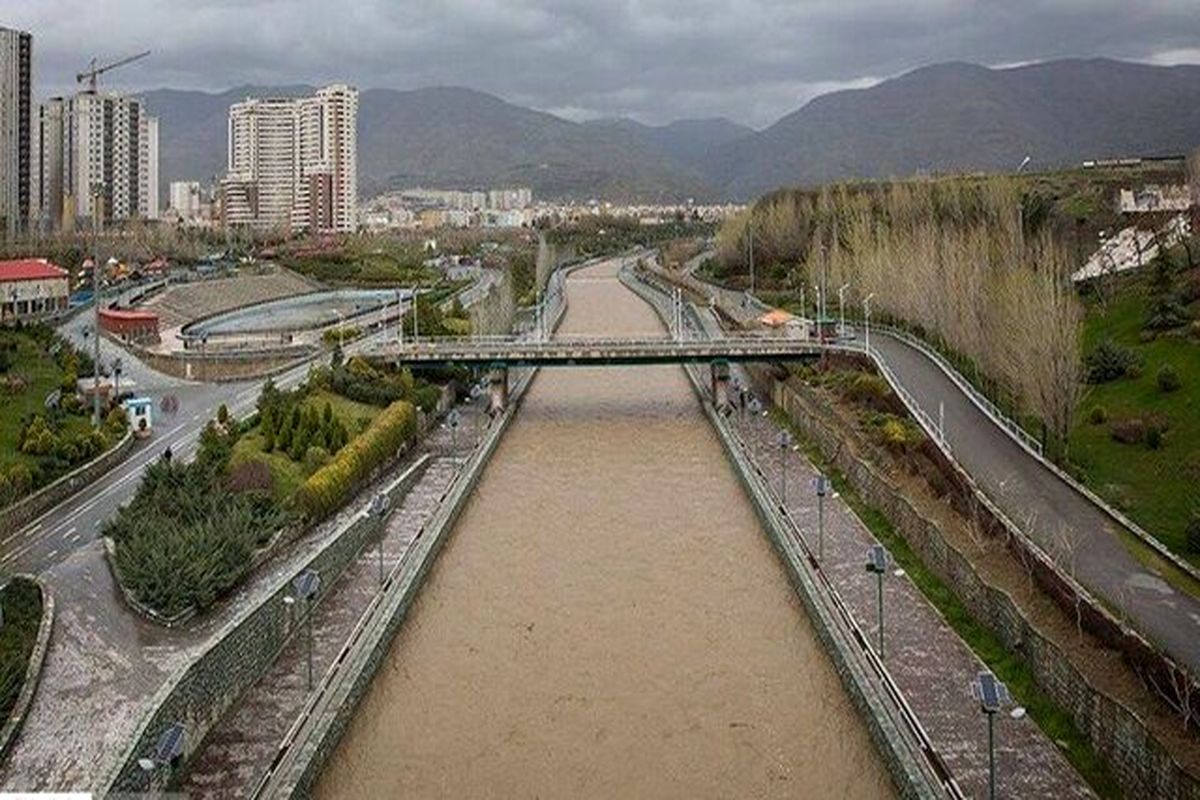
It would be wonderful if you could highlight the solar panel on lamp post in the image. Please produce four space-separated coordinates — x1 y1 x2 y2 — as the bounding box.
293 569 322 691
367 493 390 587
972 670 1013 800
137 722 186 791
864 544 890 659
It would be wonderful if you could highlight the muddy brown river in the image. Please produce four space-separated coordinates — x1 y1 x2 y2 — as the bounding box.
314 259 893 798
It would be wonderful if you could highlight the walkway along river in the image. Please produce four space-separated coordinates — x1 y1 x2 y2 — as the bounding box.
314 259 894 797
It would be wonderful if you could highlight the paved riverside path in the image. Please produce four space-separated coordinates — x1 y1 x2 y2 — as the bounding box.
727 376 1091 799
180 410 482 796
666 255 1200 676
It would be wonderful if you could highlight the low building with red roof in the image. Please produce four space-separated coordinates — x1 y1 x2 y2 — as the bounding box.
0 259 70 322
99 308 161 344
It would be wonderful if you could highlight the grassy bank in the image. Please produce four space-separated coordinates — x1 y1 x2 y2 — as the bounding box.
0 324 124 510
1070 264 1200 562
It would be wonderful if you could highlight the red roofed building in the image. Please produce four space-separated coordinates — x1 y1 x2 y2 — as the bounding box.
99 308 160 344
0 259 70 322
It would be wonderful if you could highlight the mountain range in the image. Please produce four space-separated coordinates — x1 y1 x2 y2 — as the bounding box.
141 58 1200 204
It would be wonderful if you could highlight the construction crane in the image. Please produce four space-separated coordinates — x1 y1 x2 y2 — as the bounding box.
76 50 150 93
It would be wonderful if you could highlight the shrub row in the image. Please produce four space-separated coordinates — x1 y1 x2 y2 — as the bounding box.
0 577 43 727
292 400 417 521
106 450 287 617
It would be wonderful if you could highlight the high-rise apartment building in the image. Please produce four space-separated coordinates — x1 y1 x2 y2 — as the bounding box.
0 27 32 238
32 91 160 231
223 84 357 234
31 98 64 231
169 180 204 220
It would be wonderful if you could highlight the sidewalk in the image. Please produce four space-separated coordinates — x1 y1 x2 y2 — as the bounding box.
727 369 1091 798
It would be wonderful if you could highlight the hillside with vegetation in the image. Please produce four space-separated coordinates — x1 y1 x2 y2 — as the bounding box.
709 163 1199 559
1073 252 1199 557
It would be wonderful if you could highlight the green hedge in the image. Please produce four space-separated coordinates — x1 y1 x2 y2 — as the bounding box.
106 454 287 617
0 577 43 726
293 400 417 521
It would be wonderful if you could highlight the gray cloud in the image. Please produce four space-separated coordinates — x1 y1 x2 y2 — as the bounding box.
4 0 1200 127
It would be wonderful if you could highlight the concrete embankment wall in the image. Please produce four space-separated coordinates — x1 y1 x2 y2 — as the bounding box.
755 367 1200 800
102 454 434 794
120 340 316 383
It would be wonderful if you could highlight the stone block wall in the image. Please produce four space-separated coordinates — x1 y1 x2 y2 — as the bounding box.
102 456 432 794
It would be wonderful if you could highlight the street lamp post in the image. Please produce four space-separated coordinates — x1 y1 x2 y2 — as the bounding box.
814 474 829 561
747 215 755 296
777 430 792 507
412 287 419 340
447 408 460 458
367 493 390 586
863 293 875 353
292 569 321 691
972 670 1017 800
838 283 850 340
864 544 890 659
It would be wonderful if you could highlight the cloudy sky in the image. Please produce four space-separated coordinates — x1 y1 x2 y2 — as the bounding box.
4 0 1200 127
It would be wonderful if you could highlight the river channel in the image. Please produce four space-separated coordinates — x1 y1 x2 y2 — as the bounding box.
314 259 893 798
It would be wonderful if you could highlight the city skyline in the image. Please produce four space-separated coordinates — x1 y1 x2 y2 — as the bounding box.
2 1 1199 128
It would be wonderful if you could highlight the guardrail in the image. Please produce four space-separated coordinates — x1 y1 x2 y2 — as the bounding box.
874 325 1200 586
876 326 1042 457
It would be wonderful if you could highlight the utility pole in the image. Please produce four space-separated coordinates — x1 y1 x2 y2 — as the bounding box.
90 187 102 428
863 293 875 353
747 215 755 295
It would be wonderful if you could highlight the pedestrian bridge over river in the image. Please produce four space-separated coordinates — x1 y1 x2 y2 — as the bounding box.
370 335 843 368
367 334 856 410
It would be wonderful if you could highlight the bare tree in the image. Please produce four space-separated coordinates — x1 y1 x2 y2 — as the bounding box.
1142 661 1198 732
1188 147 1200 256
1052 523 1086 638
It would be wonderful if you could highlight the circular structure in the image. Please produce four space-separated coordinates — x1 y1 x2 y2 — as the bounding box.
180 288 409 341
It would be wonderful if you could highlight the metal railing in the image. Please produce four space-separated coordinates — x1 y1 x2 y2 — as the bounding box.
876 326 1041 457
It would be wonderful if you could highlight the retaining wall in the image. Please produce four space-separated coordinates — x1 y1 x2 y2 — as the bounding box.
102 454 433 794
125 342 315 383
762 368 1200 800
0 430 137 533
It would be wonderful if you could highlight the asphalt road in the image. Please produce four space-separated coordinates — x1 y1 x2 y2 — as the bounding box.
870 331 1200 673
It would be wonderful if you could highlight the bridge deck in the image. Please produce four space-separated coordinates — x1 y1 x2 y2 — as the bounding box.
368 335 854 367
